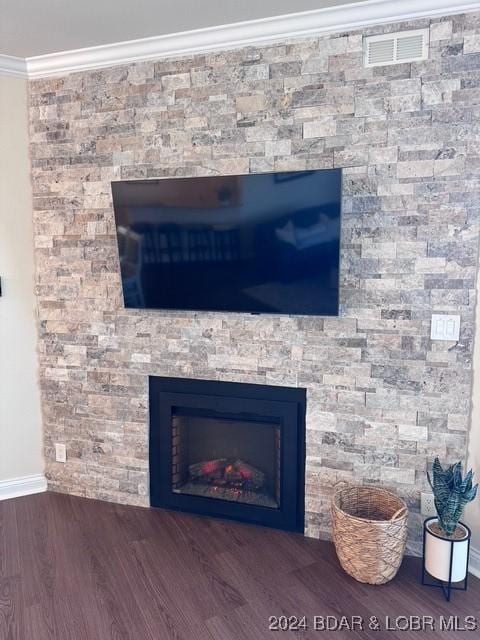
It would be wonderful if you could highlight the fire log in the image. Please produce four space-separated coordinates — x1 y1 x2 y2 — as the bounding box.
233 460 265 490
189 459 227 480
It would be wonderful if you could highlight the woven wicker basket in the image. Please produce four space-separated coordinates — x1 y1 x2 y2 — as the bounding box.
332 485 408 585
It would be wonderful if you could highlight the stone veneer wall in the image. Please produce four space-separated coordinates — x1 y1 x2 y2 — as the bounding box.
29 12 480 549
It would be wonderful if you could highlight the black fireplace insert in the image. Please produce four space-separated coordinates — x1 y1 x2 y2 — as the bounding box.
149 377 306 531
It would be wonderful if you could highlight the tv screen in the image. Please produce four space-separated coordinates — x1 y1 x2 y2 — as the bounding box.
111 169 341 316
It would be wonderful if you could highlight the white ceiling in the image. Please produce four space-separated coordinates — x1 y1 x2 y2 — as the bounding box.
0 0 368 58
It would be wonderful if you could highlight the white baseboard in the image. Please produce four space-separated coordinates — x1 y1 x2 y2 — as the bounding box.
0 474 47 501
469 546 480 579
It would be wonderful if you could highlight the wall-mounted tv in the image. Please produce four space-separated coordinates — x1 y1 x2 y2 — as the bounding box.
111 169 342 316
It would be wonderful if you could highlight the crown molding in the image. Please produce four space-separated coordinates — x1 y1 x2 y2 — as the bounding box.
0 55 28 78
3 0 479 79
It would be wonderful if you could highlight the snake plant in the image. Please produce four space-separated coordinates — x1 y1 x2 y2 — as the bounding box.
427 457 478 537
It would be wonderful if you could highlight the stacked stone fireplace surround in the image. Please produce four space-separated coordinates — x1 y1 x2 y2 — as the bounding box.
29 11 480 551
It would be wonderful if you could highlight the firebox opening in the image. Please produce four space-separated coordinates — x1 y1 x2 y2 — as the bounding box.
171 409 281 509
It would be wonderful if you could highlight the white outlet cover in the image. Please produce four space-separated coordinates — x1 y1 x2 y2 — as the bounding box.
55 443 67 463
421 492 436 517
430 314 460 341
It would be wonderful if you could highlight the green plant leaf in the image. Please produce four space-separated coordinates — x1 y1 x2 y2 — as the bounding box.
428 458 478 536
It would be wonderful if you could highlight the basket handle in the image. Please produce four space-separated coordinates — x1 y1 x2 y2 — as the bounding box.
391 506 408 520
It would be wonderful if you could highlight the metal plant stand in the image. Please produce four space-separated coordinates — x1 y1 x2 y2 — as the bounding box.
421 518 471 602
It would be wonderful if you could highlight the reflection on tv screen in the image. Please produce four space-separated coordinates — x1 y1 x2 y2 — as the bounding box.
111 169 341 316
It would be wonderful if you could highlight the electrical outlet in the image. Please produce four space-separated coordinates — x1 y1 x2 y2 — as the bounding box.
55 443 67 463
421 492 436 517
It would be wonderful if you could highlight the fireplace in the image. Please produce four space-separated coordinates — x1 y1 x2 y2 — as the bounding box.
149 377 306 531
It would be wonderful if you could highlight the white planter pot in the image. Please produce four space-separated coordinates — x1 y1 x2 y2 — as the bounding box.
424 517 470 583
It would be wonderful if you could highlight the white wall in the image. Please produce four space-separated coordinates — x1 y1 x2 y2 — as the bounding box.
0 75 44 488
467 252 480 568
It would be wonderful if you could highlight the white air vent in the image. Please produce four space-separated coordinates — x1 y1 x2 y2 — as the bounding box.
364 29 429 68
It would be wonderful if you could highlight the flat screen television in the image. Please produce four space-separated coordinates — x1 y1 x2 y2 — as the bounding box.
111 169 341 316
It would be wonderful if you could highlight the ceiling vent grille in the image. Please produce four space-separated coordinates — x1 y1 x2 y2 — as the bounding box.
364 29 429 68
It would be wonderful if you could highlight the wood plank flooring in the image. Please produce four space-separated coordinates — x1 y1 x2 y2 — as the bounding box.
0 492 479 639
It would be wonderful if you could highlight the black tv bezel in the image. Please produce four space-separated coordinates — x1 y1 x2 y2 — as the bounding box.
111 168 342 317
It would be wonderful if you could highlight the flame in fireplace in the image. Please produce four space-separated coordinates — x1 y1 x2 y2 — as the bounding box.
190 459 264 492
201 460 222 475
175 458 278 509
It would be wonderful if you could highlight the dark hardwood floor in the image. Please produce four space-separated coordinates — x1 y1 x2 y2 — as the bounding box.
0 492 479 639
